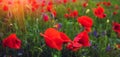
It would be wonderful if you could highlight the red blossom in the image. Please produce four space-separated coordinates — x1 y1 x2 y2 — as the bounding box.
72 0 76 3
67 31 90 51
67 41 82 51
63 0 68 4
72 10 78 17
46 5 53 12
3 5 9 11
64 13 69 18
31 1 40 12
93 6 106 19
43 14 49 22
112 22 120 34
69 10 78 18
2 34 21 49
60 32 71 43
103 1 111 7
77 16 93 32
83 2 88 8
41 1 46 7
48 1 53 6
40 28 71 50
113 11 118 15
96 2 102 6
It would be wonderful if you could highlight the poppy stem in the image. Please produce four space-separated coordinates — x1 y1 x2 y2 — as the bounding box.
40 33 48 38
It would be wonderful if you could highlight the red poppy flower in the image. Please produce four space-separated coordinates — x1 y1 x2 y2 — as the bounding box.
31 1 39 12
72 0 76 3
103 1 111 7
40 28 71 50
66 41 82 51
41 1 45 7
43 14 49 22
113 11 118 15
64 13 69 18
73 31 90 47
72 10 78 17
77 16 93 32
3 5 9 11
48 1 53 6
93 6 106 19
2 34 21 49
67 31 90 51
96 2 102 6
59 32 71 43
69 10 78 18
112 22 120 34
82 2 88 8
46 5 53 12
63 0 68 4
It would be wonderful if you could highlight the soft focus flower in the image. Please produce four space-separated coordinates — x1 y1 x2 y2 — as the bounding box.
64 13 69 18
48 1 53 6
69 10 78 18
72 0 76 3
72 10 78 17
93 30 99 38
82 2 88 8
40 28 71 50
93 6 106 19
53 23 62 30
106 44 111 51
43 14 49 22
31 1 39 12
77 16 93 32
67 31 90 51
113 11 118 15
41 1 45 7
2 34 21 49
103 1 111 7
3 5 9 11
46 5 53 12
63 0 68 4
67 41 82 51
106 19 110 23
96 2 102 6
112 22 120 34
73 31 91 47
86 9 90 14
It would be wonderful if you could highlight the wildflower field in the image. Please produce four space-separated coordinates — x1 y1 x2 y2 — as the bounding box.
0 0 120 57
